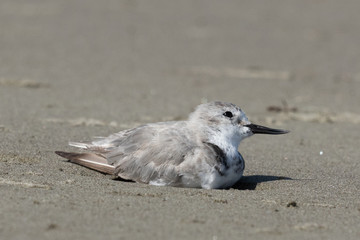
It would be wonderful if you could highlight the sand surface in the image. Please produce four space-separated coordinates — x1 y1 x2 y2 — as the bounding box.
1 1 359 239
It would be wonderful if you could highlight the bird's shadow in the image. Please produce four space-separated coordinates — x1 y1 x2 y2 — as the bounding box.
112 175 292 190
231 175 292 190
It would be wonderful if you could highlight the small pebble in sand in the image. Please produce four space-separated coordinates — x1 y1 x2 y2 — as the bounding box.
287 201 298 207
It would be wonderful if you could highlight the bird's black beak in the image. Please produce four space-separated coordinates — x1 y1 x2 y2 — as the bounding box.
246 123 289 135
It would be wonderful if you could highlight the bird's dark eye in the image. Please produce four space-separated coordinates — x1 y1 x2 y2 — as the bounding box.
223 111 233 118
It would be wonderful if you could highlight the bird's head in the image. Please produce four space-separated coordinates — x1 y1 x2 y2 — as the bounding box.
189 101 289 147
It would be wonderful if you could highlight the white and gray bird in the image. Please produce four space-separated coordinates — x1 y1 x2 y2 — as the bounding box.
56 101 288 189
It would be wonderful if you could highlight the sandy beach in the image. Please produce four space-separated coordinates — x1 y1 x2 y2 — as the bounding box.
1 1 359 239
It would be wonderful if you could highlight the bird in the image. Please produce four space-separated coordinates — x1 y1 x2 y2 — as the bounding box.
55 101 288 189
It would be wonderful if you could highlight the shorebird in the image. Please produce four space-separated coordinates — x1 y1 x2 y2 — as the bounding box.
56 101 288 189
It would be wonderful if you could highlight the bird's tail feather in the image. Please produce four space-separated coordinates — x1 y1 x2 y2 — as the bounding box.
55 151 115 175
69 141 90 149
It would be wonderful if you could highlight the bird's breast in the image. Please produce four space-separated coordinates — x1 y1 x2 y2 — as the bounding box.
201 154 245 189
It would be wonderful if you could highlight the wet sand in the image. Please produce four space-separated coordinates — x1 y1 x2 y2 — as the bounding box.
1 1 359 239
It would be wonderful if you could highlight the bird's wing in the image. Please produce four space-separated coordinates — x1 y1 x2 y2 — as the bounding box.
71 121 197 185
108 122 196 185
